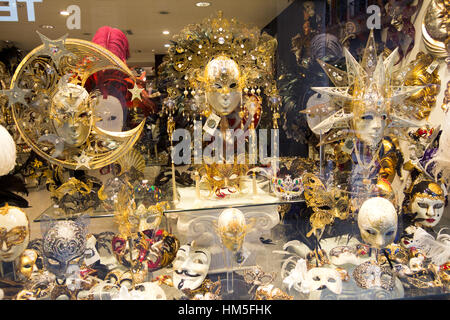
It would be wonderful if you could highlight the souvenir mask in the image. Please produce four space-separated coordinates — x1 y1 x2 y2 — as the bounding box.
217 208 248 252
95 95 124 132
201 161 248 197
50 79 93 147
42 218 88 278
306 268 342 295
357 197 397 249
352 260 395 290
128 203 165 232
112 229 179 272
410 181 445 228
329 246 359 266
172 244 211 291
353 110 387 149
422 0 448 58
255 284 293 300
17 249 38 280
130 282 166 300
0 205 29 262
205 55 242 116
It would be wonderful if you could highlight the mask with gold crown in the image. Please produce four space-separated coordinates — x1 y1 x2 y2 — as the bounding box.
159 11 280 200
159 10 280 130
0 32 145 171
304 30 425 148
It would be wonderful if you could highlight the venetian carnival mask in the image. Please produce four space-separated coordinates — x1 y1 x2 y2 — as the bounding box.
352 260 395 290
357 197 397 249
42 217 88 278
307 267 342 295
410 181 445 228
17 249 38 280
217 208 248 252
172 244 211 291
0 205 29 262
112 229 179 272
205 55 242 116
50 77 94 147
352 102 388 149
423 0 447 57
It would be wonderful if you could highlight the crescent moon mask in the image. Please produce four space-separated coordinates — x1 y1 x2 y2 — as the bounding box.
2 32 144 170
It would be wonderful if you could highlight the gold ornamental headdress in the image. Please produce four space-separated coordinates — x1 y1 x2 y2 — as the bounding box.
0 32 145 170
159 11 280 122
304 30 424 145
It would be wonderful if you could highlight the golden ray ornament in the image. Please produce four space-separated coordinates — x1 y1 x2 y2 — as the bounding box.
2 32 145 170
307 30 426 145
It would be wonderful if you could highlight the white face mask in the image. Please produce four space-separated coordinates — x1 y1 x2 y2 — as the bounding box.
358 197 397 249
205 57 242 116
173 245 211 291
411 196 445 228
353 111 387 148
306 268 342 295
95 96 124 132
0 206 29 262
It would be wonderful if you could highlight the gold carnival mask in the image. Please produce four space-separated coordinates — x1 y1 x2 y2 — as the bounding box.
308 30 424 146
17 249 38 280
2 32 145 170
302 173 350 239
199 161 248 197
49 76 94 147
160 10 280 124
204 55 243 116
217 208 249 252
0 204 29 262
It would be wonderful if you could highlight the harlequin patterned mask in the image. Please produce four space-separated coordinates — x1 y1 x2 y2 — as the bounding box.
42 217 88 278
0 205 29 262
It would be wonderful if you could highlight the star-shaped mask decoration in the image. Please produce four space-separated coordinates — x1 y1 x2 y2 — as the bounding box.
308 30 424 145
36 31 76 69
0 86 31 108
128 83 144 102
73 150 93 170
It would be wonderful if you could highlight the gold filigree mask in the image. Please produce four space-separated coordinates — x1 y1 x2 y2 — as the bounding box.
217 208 249 252
302 173 350 238
0 205 29 262
204 55 243 116
17 249 38 280
50 80 94 147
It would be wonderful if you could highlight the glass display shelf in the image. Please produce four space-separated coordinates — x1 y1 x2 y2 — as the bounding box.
33 194 304 222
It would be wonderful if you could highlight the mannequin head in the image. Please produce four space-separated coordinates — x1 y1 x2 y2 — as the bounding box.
358 197 397 249
205 55 242 116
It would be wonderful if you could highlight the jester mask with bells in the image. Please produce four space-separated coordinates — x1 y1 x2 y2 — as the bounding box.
159 10 279 125
1 32 144 170
306 30 423 148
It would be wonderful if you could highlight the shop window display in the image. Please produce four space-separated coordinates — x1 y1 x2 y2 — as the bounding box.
0 0 448 301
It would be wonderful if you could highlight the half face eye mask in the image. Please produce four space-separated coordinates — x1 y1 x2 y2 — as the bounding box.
306 267 343 295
